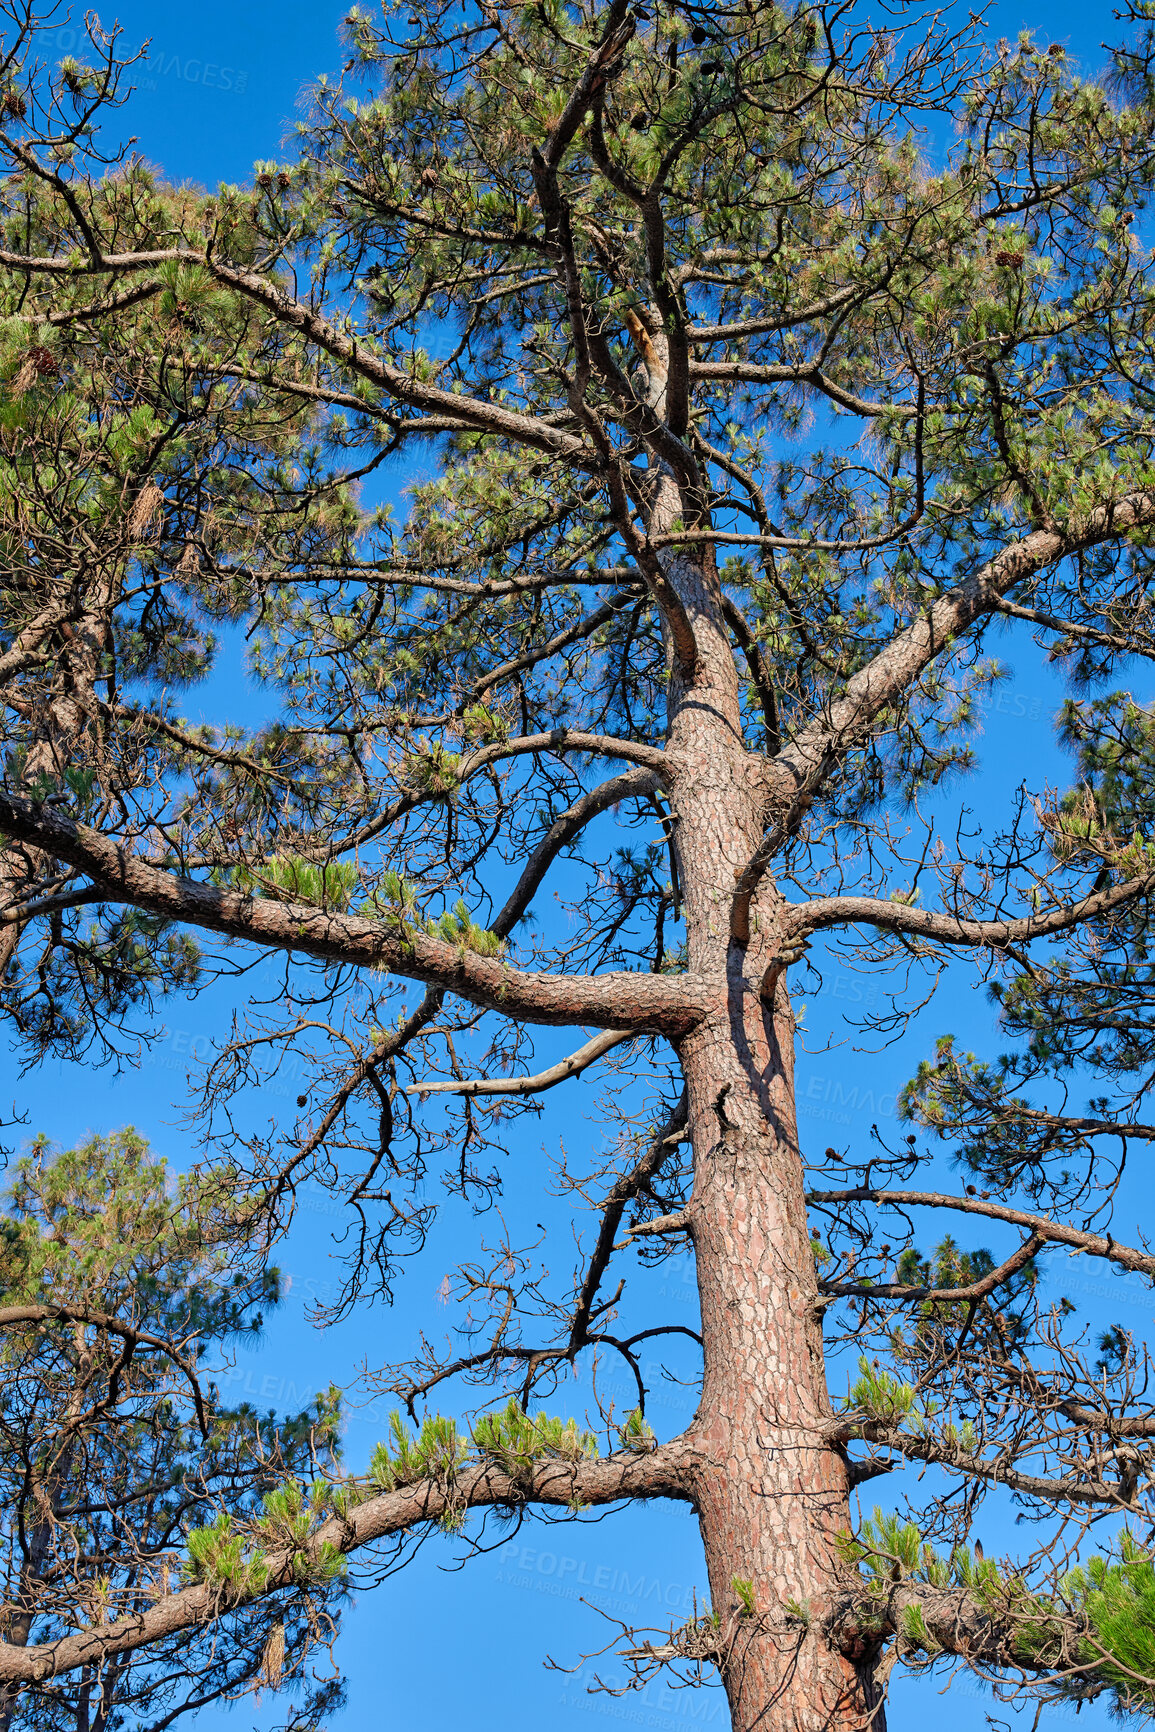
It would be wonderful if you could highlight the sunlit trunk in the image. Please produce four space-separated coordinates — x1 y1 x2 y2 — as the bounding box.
681 1005 881 1731
657 474 880 1729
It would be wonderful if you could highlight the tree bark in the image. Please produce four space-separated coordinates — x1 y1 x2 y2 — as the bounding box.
0 560 116 984
681 1007 882 1731
658 481 880 1729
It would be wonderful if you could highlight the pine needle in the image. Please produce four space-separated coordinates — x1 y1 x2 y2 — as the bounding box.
9 356 38 397
129 482 164 540
259 1620 285 1689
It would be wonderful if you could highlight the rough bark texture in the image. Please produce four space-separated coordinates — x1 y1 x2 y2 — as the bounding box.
656 483 876 1730
683 1008 878 1732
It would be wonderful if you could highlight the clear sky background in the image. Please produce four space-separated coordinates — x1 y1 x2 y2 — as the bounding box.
6 3 1153 1730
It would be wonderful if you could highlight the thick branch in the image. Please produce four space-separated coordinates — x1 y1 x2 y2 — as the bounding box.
820 1233 1045 1304
836 1416 1132 1509
789 871 1155 950
767 489 1155 841
0 1445 693 1684
620 1210 690 1242
0 795 709 1036
828 1581 1068 1674
807 1186 1155 1278
726 490 1155 938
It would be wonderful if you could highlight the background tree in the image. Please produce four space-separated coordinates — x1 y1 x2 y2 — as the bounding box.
6 0 1155 1726
0 1128 347 1732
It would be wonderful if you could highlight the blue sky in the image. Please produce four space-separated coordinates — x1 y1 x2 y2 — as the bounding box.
6 3 1153 1730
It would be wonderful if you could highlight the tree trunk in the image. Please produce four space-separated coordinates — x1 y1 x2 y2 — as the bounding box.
0 583 112 982
659 494 880 1729
681 1007 882 1731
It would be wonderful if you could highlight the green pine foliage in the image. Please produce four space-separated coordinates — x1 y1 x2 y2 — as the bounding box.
184 1514 271 1594
368 1410 467 1488
364 1399 604 1493
421 899 505 957
234 855 361 912
0 1130 347 1727
1063 1536 1155 1714
471 1398 597 1474
842 1515 1155 1716
617 1407 658 1452
845 1359 925 1428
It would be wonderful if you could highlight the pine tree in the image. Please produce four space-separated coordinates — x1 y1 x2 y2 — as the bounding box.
0 1129 346 1732
6 0 1155 1725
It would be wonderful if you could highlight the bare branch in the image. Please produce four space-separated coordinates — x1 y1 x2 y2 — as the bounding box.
404 1027 632 1097
0 1304 207 1435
